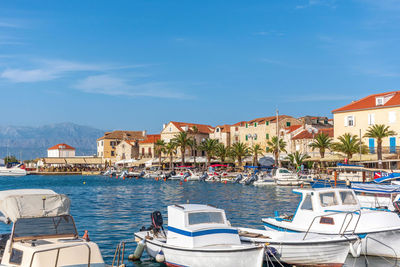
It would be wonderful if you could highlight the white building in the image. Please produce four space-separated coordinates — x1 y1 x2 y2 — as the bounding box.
47 144 76 158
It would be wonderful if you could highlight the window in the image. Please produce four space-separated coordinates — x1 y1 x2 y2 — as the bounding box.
345 116 355 127
188 212 225 225
10 249 23 264
111 151 115 156
235 127 239 131
266 133 269 139
266 121 269 126
101 141 104 146
245 123 248 128
376 97 384 106
389 111 396 123
324 120 328 124
279 169 290 174
286 122 291 127
245 135 248 141
169 127 172 132
216 128 220 132
101 152 103 157
301 195 313 211
254 122 257 127
319 192 338 207
339 191 357 205
368 114 375 125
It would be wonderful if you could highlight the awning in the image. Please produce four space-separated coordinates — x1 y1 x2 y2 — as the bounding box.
85 158 104 164
132 158 150 166
65 158 86 164
115 159 137 165
44 158 66 164
0 189 70 222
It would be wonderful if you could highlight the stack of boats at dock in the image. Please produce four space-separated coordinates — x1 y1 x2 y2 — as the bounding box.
133 187 400 267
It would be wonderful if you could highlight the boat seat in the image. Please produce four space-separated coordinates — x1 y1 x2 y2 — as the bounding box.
0 234 10 261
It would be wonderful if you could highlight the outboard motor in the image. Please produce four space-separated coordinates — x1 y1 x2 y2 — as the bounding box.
184 172 190 178
199 172 208 181
140 171 145 177
234 174 243 183
245 174 257 185
151 211 166 236
393 200 400 214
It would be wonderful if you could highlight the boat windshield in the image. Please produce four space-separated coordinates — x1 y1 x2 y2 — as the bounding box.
339 191 358 205
279 169 290 174
188 212 225 225
319 192 338 207
13 215 77 240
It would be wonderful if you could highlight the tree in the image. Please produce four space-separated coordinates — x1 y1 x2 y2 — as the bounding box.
4 155 18 164
250 144 263 166
198 138 219 168
172 132 191 165
286 151 310 169
229 142 250 167
215 143 229 163
309 132 333 159
165 142 177 170
331 133 368 160
188 126 199 165
266 136 287 167
154 139 166 169
364 124 397 167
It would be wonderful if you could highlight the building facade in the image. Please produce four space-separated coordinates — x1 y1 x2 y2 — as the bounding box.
115 140 140 162
333 91 400 154
209 125 231 147
139 134 161 159
47 144 76 158
97 130 146 161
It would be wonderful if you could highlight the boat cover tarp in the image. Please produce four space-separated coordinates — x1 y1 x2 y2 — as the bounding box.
374 172 400 183
352 183 400 194
0 159 4 166
0 189 70 222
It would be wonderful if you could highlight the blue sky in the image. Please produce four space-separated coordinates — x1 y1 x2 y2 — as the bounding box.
1 0 400 133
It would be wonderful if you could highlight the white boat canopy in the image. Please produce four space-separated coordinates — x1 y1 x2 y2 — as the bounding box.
0 189 70 223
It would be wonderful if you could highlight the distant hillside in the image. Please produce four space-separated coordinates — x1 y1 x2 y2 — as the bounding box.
0 122 105 160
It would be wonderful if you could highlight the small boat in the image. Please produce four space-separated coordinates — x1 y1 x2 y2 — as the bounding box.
0 162 26 176
238 227 357 266
134 204 265 267
352 183 400 212
272 168 302 186
0 189 106 266
262 187 400 258
253 173 275 186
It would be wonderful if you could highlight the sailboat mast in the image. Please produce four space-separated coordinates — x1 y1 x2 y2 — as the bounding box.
276 109 280 167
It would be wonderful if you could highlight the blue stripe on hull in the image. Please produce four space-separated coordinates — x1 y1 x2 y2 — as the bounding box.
263 222 300 233
168 226 238 237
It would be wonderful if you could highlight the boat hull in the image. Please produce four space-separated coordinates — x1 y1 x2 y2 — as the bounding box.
136 234 264 267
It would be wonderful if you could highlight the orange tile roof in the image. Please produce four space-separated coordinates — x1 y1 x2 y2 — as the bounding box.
214 125 231 133
292 128 334 140
48 143 75 150
170 121 214 134
139 134 161 144
97 130 145 141
285 125 302 133
332 91 400 113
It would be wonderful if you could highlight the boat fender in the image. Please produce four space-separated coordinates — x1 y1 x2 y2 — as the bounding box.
155 250 165 263
349 239 362 258
130 239 146 261
266 246 277 257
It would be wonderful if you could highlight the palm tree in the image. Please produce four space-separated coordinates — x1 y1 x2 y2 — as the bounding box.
286 151 310 169
266 136 287 167
172 131 191 165
189 126 199 165
364 124 397 167
198 138 219 168
229 142 250 167
331 133 368 160
250 144 263 166
154 139 166 169
309 132 332 159
215 143 229 163
165 142 177 170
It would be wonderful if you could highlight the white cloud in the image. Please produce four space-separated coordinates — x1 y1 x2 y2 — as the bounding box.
1 68 57 82
74 74 191 99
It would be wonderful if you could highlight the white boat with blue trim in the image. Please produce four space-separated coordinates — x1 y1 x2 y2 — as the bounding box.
134 204 265 267
262 188 400 258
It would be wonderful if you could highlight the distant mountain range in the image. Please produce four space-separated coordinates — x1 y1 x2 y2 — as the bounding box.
0 122 105 160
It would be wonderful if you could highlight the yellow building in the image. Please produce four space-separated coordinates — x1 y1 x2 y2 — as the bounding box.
209 125 231 146
333 91 400 154
97 130 146 162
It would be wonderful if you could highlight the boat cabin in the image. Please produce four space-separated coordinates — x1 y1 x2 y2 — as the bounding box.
0 189 105 267
167 204 240 248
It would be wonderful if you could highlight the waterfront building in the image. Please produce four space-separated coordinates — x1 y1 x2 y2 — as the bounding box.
115 139 140 162
209 125 231 147
139 134 161 159
160 121 214 158
285 127 334 157
333 91 400 154
47 143 76 158
97 130 146 162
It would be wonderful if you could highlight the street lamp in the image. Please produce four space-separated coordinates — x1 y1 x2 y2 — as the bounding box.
307 128 318 156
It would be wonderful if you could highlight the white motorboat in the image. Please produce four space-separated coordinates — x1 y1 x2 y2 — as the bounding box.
352 183 400 211
0 163 26 176
253 173 275 186
143 170 165 179
272 168 302 186
238 227 357 266
134 204 265 267
0 189 105 267
262 188 400 258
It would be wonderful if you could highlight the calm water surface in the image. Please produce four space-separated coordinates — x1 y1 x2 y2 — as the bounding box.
0 175 396 266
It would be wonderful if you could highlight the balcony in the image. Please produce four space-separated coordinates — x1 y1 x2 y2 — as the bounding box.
368 146 400 155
